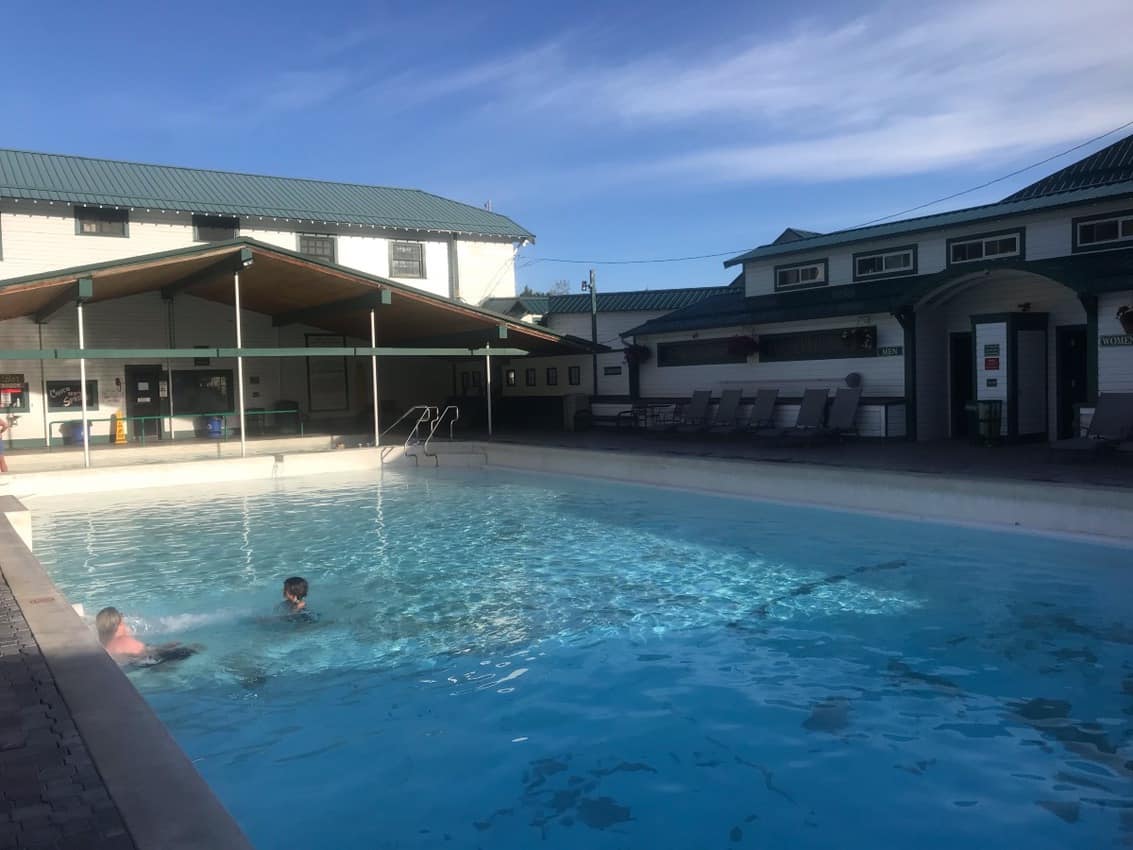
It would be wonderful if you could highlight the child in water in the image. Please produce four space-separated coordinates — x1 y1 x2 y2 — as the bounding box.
95 607 197 665
278 576 309 615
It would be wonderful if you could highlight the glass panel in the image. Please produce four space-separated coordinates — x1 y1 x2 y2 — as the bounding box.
1121 218 1133 237
884 252 910 270
657 339 748 367
390 259 423 277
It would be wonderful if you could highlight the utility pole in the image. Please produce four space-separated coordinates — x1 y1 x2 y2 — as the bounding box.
583 269 598 393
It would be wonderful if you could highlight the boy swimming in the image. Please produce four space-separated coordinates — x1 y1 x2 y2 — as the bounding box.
278 576 309 615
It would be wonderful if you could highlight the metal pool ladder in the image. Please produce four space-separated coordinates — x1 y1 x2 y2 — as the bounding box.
378 405 437 464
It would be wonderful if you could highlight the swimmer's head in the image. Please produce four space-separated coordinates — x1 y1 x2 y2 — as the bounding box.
283 576 308 602
95 607 124 646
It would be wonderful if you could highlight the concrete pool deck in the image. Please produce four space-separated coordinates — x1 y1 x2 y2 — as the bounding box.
0 435 1129 849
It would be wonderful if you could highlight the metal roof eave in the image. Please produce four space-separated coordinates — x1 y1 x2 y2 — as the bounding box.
723 182 1133 267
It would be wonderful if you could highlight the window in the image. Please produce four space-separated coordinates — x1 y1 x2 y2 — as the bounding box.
193 215 239 242
74 206 127 237
546 367 559 386
170 370 233 415
505 369 517 387
853 246 917 281
1074 210 1133 251
603 366 623 376
298 233 336 262
525 368 537 387
774 260 827 291
759 326 877 362
568 365 581 385
390 241 425 278
948 230 1021 265
657 338 749 367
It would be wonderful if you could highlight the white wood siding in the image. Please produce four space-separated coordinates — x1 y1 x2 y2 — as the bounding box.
0 202 514 303
741 197 1133 297
546 310 664 346
1099 291 1133 392
636 313 905 399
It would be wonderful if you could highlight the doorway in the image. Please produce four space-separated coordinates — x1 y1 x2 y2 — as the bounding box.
1055 325 1088 439
124 364 165 440
949 332 973 438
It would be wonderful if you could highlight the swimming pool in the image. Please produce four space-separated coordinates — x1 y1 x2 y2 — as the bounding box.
31 466 1133 849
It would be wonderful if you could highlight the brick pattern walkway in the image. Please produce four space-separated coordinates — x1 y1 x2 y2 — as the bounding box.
0 575 136 850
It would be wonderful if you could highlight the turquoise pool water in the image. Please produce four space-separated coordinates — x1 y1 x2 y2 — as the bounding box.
31 467 1133 849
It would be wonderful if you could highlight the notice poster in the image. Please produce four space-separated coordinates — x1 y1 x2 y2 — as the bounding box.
306 334 349 412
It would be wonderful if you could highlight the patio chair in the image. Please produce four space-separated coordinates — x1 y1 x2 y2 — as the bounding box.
742 388 779 434
788 386 862 443
673 390 713 433
705 389 744 435
755 388 828 439
1049 392 1133 458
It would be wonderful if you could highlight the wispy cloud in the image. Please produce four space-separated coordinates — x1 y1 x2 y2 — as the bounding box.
387 0 1133 186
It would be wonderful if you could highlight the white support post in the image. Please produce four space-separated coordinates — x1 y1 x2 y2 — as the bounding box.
370 308 380 446
77 302 91 469
38 323 49 448
234 271 247 458
166 360 175 441
485 342 493 437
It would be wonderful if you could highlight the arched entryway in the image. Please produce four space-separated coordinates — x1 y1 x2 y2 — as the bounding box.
912 270 1087 441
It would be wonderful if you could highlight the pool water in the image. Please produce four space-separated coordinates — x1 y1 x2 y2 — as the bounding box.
31 467 1133 849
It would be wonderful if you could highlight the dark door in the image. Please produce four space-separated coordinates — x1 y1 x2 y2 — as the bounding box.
1056 325 1088 439
949 332 974 438
124 365 164 440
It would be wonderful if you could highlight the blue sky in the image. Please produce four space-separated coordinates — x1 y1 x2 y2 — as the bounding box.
3 0 1132 296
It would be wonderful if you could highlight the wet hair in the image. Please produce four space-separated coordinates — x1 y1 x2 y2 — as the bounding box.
95 607 122 646
283 577 308 600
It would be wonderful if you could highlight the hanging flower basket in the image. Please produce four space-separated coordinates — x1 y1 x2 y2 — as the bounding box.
1118 305 1133 335
841 326 876 352
624 344 651 366
726 335 760 357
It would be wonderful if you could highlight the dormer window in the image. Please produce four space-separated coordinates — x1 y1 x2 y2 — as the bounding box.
948 230 1022 265
853 246 917 281
774 259 827 291
1073 210 1133 251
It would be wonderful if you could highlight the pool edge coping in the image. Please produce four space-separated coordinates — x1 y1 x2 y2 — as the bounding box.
0 497 255 850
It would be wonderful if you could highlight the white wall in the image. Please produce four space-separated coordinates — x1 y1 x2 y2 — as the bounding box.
545 310 664 346
741 196 1133 297
1099 290 1133 393
636 313 905 399
0 202 516 304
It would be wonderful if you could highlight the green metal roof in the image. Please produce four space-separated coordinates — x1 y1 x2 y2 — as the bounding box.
0 148 534 240
726 134 1133 267
545 276 741 314
1004 134 1133 201
479 295 549 315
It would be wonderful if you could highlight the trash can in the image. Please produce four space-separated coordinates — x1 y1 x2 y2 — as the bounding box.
206 416 224 439
976 400 1003 445
62 420 91 446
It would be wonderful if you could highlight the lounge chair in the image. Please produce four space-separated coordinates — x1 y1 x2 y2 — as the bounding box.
1049 392 1133 457
742 388 779 434
706 389 744 434
673 390 713 433
788 386 862 443
755 388 828 439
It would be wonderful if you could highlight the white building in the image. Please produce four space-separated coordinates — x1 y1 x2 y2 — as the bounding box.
0 149 592 448
625 135 1133 440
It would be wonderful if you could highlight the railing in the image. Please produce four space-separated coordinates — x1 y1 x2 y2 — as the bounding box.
46 408 304 448
378 405 436 444
423 405 460 456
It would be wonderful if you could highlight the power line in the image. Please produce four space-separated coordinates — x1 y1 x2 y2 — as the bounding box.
854 118 1133 227
517 119 1133 268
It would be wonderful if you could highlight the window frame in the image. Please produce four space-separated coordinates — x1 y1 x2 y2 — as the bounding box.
946 228 1023 267
297 233 337 263
773 259 828 292
657 338 750 368
546 367 559 386
525 367 537 387
758 326 878 363
192 214 239 243
389 240 426 279
852 245 918 281
74 206 128 238
505 368 517 387
568 365 581 386
1072 209 1133 252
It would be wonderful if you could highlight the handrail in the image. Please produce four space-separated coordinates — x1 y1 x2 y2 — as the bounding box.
424 405 460 456
406 407 436 447
378 405 435 443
